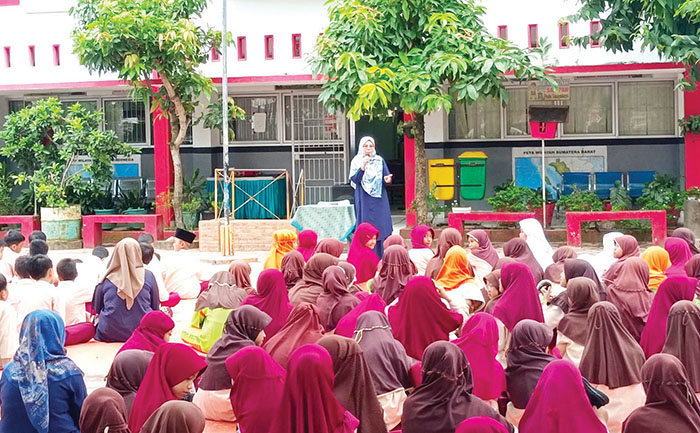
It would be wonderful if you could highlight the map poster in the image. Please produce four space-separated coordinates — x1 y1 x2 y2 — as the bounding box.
512 146 607 198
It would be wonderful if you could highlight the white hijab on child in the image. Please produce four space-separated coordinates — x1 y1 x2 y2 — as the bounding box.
579 232 624 278
519 218 554 270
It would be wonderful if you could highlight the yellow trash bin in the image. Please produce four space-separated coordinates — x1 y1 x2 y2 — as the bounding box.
428 158 455 200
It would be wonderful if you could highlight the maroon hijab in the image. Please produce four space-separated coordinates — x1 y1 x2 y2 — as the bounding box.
425 228 462 279
602 234 640 284
371 244 417 304
662 300 700 393
347 223 380 284
640 276 697 358
665 237 692 277
106 350 154 415
580 302 645 388
288 253 340 305
411 224 434 249
196 270 248 310
317 267 360 331
387 276 462 359
79 387 130 433
543 246 577 281
242 269 293 342
564 258 606 301
686 255 700 297
467 229 499 268
226 346 285 433
672 227 700 255
383 234 407 250
228 260 254 294
451 312 506 401
622 354 700 433
557 277 600 346
334 293 387 338
281 250 305 290
519 360 607 433
262 302 325 368
118 311 174 354
297 229 318 262
271 344 359 433
606 257 654 341
502 238 544 282
491 262 545 331
315 238 346 258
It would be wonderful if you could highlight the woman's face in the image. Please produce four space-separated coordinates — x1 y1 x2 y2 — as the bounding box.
424 231 433 246
365 235 377 250
362 140 375 156
485 281 500 299
467 235 479 250
171 373 197 399
163 330 173 342
613 241 623 258
254 330 266 346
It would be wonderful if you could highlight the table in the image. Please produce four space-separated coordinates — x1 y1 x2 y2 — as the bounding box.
291 203 356 240
82 214 164 248
448 211 536 232
0 215 41 244
565 210 667 246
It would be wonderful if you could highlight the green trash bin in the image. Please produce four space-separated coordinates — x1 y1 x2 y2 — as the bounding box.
458 151 488 200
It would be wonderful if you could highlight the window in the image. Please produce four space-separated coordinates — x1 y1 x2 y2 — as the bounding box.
528 24 538 48
231 96 278 142
618 81 675 136
53 45 60 66
559 22 569 48
449 97 501 139
237 37 247 61
103 99 148 144
211 46 220 62
590 21 602 47
3 46 9 67
284 94 341 141
505 88 530 136
28 45 35 67
61 100 98 112
564 86 613 135
264 35 274 60
497 25 508 40
292 34 302 59
9 100 30 113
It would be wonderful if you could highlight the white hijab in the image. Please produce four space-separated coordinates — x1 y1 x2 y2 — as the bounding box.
349 136 384 198
579 231 624 277
519 218 554 269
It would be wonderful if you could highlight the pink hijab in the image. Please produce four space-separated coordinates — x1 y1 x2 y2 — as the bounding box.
519 360 606 433
410 225 434 249
456 417 510 433
334 293 387 338
639 276 697 358
297 230 318 262
665 237 692 277
467 230 499 268
602 235 640 284
226 346 285 433
118 311 174 354
241 269 293 343
347 223 380 284
491 262 545 331
451 313 506 401
388 276 462 359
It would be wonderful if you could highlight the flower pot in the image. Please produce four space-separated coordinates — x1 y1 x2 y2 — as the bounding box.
40 205 82 241
123 208 147 230
183 211 200 231
200 210 215 221
533 203 555 227
603 203 612 211
94 208 117 230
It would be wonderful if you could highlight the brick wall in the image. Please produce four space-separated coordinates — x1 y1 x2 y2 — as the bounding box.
198 218 296 252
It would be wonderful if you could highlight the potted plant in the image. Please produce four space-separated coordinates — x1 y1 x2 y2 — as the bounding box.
557 188 604 212
181 169 208 229
0 98 135 240
409 184 451 226
200 192 216 220
182 197 203 230
638 174 687 225
116 184 149 230
91 185 117 230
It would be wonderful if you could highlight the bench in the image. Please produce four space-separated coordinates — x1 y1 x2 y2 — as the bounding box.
448 212 536 232
565 210 667 246
0 215 41 244
82 214 164 248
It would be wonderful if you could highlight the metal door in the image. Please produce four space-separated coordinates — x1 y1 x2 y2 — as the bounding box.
284 93 348 204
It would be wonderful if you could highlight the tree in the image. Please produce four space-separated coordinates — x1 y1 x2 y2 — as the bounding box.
71 0 224 227
312 0 554 224
569 0 700 86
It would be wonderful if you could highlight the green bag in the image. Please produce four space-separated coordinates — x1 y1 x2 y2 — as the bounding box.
181 307 232 353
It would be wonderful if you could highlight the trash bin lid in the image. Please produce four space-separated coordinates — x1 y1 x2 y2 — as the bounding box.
458 151 487 159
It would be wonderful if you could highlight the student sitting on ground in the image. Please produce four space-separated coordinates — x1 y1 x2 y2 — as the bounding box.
17 254 65 326
0 239 11 281
57 258 97 346
0 275 17 366
7 255 32 313
140 241 179 308
2 230 25 273
28 230 46 242
29 239 49 256
163 229 203 299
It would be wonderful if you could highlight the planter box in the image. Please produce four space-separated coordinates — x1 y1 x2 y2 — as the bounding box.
41 205 81 241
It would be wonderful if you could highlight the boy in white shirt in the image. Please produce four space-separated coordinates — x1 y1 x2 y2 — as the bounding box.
7 255 33 314
138 233 169 303
0 274 18 367
0 239 12 281
2 230 25 276
162 229 202 300
56 258 92 326
17 254 65 326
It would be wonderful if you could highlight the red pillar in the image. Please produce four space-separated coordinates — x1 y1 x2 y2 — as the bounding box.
152 106 174 225
403 112 417 227
684 86 700 189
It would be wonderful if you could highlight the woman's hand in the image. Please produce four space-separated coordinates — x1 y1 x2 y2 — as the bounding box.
361 156 370 170
384 174 393 184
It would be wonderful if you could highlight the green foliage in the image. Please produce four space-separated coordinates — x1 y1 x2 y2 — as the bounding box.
116 184 148 213
638 174 687 211
487 180 542 212
313 0 556 120
558 188 604 211
679 115 700 135
183 168 207 205
0 98 135 209
200 97 247 141
409 184 451 225
687 187 700 198
182 197 203 213
609 181 633 211
0 162 15 215
568 0 700 87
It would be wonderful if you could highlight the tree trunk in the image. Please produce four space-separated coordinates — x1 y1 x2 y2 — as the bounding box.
414 113 428 224
169 141 185 228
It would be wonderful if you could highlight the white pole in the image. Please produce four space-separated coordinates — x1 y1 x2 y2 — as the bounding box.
541 138 546 228
221 0 231 252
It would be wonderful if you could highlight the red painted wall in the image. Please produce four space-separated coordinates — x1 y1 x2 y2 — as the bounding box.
404 112 416 227
152 105 174 225
684 86 700 189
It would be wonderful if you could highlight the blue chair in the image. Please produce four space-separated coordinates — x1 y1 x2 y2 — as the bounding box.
594 172 624 199
628 171 655 198
562 172 591 196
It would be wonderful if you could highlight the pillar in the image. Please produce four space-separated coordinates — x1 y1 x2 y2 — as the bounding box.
152 106 174 225
684 86 700 189
403 112 416 227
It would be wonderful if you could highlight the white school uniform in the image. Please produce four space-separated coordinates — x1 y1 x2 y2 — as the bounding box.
17 280 65 327
56 280 91 326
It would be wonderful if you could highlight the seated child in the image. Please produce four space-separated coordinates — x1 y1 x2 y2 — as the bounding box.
2 230 25 274
163 229 202 299
29 239 49 256
57 259 93 326
0 239 12 281
28 230 47 242
0 274 17 366
17 254 65 325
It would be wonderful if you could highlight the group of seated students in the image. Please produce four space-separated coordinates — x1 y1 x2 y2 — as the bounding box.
1 221 700 433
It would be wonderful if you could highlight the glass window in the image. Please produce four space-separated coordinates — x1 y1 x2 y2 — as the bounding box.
618 81 675 136
103 99 147 144
232 96 278 142
61 100 98 112
449 96 500 139
559 23 570 48
8 100 30 113
528 25 538 48
505 88 530 136
564 86 613 135
284 94 342 142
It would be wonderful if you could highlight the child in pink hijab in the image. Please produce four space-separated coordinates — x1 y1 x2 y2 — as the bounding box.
296 230 318 262
347 223 380 284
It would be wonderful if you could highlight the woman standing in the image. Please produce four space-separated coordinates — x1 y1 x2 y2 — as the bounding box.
349 136 393 257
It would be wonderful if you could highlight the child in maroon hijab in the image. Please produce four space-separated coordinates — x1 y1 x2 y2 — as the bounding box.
297 230 318 262
262 303 325 368
347 223 380 285
408 224 434 275
664 237 692 277
118 311 174 354
502 238 544 283
606 257 654 341
602 235 640 285
241 269 293 343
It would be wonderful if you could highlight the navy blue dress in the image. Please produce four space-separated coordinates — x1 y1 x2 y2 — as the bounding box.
0 372 86 433
350 160 393 257
93 270 160 342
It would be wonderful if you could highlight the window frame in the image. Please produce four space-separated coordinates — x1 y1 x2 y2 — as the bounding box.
590 21 602 48
559 22 570 49
3 46 9 68
528 24 539 48
291 33 302 59
264 35 274 60
561 83 615 137
615 79 679 138
237 36 247 61
497 25 508 40
28 45 35 67
228 93 282 145
102 97 152 147
52 44 60 66
448 96 503 141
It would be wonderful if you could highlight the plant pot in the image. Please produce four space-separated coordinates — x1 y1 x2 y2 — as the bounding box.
123 208 147 230
200 211 215 221
533 203 555 227
94 208 117 230
40 205 82 241
183 211 200 230
603 203 612 211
